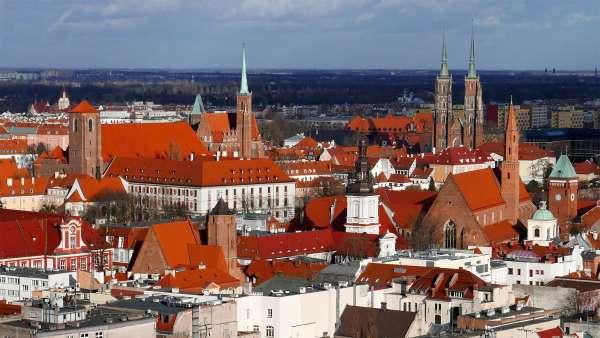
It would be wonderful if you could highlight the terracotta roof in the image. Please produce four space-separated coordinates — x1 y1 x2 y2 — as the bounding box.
0 159 20 178
70 100 98 114
347 113 432 134
452 168 505 211
0 139 28 154
150 220 201 268
105 157 293 187
293 136 319 149
424 146 493 166
409 267 487 300
101 122 209 162
237 230 334 260
356 263 433 289
574 159 600 175
202 112 260 142
478 142 554 161
0 176 49 197
483 220 520 243
67 177 126 202
155 265 239 292
0 210 106 259
244 259 328 285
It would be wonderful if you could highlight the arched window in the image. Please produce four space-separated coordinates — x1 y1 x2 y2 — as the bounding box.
88 118 93 132
534 228 540 238
73 118 78 133
444 220 456 249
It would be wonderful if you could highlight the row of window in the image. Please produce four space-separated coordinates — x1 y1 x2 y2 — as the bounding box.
507 268 545 276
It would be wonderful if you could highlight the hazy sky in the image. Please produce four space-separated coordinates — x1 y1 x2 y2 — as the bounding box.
0 0 598 70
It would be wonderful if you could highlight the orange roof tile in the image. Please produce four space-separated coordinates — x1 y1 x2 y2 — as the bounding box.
70 100 98 114
356 263 433 289
0 159 19 178
105 157 293 187
151 220 201 268
67 177 126 202
101 122 209 162
483 220 520 243
452 168 505 211
244 259 328 285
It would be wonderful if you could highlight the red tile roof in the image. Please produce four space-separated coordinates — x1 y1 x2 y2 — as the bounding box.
478 142 554 161
356 263 433 289
101 122 209 162
0 176 49 197
244 259 328 285
409 267 487 300
293 136 319 149
105 157 293 187
0 139 28 154
237 230 334 260
482 220 520 243
202 112 260 142
70 100 98 114
536 327 565 338
422 146 493 166
67 177 126 202
0 210 106 259
574 159 600 175
150 220 201 268
347 113 432 134
0 159 20 178
452 169 505 211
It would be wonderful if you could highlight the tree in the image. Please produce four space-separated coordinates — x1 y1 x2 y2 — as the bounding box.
428 179 436 192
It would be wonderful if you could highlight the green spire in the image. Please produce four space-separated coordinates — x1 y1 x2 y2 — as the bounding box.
191 94 205 115
440 32 449 76
467 24 477 78
240 44 250 95
549 154 577 179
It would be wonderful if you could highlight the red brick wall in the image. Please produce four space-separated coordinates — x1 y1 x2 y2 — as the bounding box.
419 176 489 249
130 229 168 275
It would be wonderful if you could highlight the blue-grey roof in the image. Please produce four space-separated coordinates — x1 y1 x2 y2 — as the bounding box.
549 154 577 179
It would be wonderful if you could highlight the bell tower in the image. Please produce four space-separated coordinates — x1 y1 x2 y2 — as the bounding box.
548 154 578 230
501 98 520 225
345 136 380 235
68 100 103 179
236 45 253 159
434 33 453 151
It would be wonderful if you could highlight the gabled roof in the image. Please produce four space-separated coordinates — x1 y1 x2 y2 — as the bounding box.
244 259 328 285
536 327 566 338
550 154 577 179
66 177 126 202
336 305 417 338
478 142 554 161
150 220 201 268
356 263 433 289
201 112 260 143
237 230 334 260
0 159 19 178
101 122 209 162
451 168 505 211
409 267 487 300
574 159 600 175
70 100 98 114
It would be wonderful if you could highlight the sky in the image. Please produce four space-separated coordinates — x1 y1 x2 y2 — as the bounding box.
0 0 598 70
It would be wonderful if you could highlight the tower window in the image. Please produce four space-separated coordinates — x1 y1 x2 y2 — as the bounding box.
73 119 78 132
88 119 93 132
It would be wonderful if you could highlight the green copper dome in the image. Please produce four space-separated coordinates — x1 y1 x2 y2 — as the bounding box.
531 201 555 221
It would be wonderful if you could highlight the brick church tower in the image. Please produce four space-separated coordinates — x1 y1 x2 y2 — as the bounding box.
68 101 103 179
207 198 243 279
548 154 578 230
501 98 520 225
236 45 254 159
433 33 453 151
463 29 484 149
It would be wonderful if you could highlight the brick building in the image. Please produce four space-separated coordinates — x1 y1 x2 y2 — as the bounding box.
418 100 536 249
195 46 264 158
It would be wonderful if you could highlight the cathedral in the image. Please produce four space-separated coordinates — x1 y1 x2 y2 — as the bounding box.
433 31 484 151
194 46 264 159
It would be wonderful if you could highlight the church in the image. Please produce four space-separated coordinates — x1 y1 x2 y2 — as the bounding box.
193 46 265 159
418 99 537 249
433 31 485 151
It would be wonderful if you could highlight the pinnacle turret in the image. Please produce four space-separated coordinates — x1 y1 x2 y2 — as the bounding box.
440 32 449 77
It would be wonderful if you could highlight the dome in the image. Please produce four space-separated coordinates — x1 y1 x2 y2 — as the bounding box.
531 201 555 221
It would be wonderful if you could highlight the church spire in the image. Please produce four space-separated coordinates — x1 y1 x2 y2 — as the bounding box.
240 44 250 95
467 25 477 78
440 32 449 76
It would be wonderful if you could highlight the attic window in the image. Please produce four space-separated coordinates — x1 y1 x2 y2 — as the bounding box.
125 168 129 173
140 169 144 173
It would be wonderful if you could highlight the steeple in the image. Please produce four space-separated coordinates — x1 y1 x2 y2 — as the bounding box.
191 94 205 115
505 96 519 162
240 44 250 95
440 32 449 76
501 96 520 225
348 135 374 195
467 25 477 78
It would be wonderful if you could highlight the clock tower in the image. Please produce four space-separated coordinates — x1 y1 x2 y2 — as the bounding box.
548 154 578 231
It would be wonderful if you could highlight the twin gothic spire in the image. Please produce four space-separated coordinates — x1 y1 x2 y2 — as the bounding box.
439 27 477 78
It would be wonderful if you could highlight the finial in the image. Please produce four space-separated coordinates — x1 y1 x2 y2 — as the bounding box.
240 43 249 95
